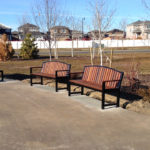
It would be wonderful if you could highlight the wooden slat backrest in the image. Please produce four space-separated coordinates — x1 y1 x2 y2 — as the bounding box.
82 66 123 88
82 66 99 83
41 61 70 76
101 68 122 88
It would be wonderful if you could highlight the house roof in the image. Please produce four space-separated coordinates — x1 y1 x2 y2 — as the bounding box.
18 23 39 29
12 31 19 35
107 29 124 33
128 20 150 26
88 30 99 34
0 24 11 29
50 26 70 30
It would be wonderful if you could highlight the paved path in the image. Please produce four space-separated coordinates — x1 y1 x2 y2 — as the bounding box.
0 80 150 150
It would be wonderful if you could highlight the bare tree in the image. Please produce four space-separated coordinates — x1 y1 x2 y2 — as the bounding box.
65 16 82 57
32 0 61 60
119 18 128 38
18 14 32 40
119 18 128 48
89 0 116 66
142 0 150 10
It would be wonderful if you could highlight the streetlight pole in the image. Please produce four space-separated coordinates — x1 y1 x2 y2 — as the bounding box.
82 18 85 38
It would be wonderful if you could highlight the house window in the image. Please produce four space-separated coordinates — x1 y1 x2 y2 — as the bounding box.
54 29 57 33
61 29 66 33
134 25 140 29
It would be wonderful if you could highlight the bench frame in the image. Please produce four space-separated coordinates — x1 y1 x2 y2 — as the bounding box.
0 70 4 81
30 61 71 92
68 66 124 109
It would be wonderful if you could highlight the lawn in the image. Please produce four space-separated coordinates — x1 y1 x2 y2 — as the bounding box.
0 52 150 75
0 51 150 115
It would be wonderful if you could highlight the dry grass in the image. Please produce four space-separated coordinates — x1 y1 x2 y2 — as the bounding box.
1 52 150 114
1 52 150 75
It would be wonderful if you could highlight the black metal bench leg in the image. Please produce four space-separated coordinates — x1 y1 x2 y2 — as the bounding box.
68 82 71 96
102 91 105 109
117 89 120 107
81 86 84 95
56 79 58 92
41 76 43 85
30 75 33 86
1 71 3 81
67 77 70 91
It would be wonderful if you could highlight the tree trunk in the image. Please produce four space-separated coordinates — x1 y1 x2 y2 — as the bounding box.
71 39 74 57
48 39 52 61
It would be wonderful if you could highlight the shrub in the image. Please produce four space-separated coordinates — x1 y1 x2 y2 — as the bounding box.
137 88 150 103
20 33 39 59
125 61 141 92
0 34 14 61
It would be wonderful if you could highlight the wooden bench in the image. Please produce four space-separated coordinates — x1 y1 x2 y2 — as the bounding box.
0 70 4 81
68 65 124 109
30 61 71 92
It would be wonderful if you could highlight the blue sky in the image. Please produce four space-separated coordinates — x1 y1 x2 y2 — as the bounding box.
0 0 147 31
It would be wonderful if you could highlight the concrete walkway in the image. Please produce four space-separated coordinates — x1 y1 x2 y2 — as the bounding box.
0 80 150 150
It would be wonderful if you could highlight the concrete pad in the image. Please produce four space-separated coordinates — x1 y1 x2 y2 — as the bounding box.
0 80 150 150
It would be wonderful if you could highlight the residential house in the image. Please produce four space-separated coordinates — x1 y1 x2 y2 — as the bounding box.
87 30 100 40
87 30 108 40
71 30 82 40
50 26 71 40
18 23 44 40
105 29 125 40
126 20 150 39
11 31 19 41
0 24 12 40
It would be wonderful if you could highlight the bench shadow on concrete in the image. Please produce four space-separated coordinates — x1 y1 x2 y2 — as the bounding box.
85 85 143 109
4 74 30 81
3 74 146 110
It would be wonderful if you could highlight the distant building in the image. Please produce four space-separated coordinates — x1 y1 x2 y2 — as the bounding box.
105 29 125 40
87 30 108 40
11 31 19 41
0 24 12 40
87 30 100 40
18 23 44 40
126 20 150 39
50 26 71 40
71 30 82 39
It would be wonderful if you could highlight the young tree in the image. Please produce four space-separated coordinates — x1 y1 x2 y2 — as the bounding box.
65 16 82 57
89 0 116 65
32 0 61 61
18 14 32 40
142 0 150 10
119 18 128 48
20 33 39 59
119 18 128 38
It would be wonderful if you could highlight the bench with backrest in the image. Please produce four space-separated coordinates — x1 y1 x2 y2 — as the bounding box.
0 70 4 81
68 65 124 109
30 61 71 92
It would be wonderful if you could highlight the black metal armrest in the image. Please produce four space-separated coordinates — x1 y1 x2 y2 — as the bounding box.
30 66 42 74
69 72 84 80
55 70 70 77
103 79 121 83
102 79 122 90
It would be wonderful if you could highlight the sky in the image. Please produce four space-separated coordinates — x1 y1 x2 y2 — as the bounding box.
0 0 148 32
